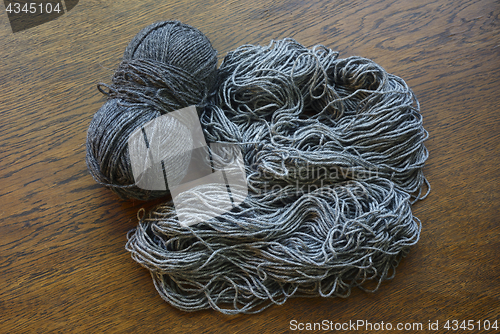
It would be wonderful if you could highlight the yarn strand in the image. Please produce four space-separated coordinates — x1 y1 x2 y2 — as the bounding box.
85 23 429 314
124 38 429 314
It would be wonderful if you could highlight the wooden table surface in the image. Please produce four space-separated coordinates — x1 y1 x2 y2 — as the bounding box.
1 0 499 333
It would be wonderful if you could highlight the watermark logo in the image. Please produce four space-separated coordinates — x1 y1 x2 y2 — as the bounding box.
128 106 248 227
4 0 78 33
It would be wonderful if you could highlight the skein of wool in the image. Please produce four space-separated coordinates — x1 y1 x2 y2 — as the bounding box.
86 21 218 200
125 38 430 314
213 39 429 200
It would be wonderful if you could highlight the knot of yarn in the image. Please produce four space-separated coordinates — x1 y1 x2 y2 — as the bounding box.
98 59 207 113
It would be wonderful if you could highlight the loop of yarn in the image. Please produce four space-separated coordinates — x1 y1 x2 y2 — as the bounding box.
211 39 429 199
121 35 430 314
127 178 420 314
86 21 218 200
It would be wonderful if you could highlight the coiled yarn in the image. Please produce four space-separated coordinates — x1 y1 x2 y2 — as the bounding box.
124 38 429 314
86 21 218 200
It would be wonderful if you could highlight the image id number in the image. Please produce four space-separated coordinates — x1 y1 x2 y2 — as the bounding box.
444 320 498 331
5 2 62 14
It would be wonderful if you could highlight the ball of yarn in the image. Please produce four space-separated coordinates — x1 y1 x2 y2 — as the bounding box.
126 38 430 314
86 21 218 200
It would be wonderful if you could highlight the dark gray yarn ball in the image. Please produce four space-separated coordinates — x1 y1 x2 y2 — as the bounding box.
86 21 218 200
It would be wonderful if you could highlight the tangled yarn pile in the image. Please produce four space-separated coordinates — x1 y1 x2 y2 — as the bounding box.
86 21 429 314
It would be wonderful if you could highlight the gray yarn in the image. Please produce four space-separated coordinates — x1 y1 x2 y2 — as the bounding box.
86 21 218 200
212 39 429 199
127 178 419 314
125 38 430 314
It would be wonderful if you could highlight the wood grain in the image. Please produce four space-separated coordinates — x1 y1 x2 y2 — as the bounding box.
1 0 499 332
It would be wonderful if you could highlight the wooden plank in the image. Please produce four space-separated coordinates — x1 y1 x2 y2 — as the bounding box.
0 0 499 332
